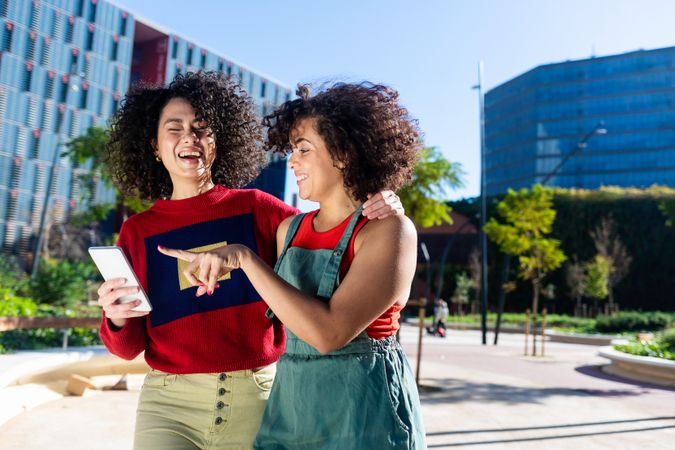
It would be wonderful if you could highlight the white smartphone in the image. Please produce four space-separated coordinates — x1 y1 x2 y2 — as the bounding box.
88 246 152 312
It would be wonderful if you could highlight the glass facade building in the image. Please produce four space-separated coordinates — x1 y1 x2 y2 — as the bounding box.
0 0 291 257
485 46 675 195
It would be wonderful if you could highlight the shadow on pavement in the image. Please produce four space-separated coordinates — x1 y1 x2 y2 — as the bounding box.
426 423 675 448
419 378 643 405
425 415 675 436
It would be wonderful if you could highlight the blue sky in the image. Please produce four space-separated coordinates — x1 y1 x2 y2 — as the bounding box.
116 0 675 200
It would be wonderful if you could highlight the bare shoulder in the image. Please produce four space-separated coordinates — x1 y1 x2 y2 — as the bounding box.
356 214 417 250
275 214 297 255
278 215 295 237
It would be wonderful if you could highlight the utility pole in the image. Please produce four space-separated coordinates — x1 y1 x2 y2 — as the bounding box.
474 61 489 345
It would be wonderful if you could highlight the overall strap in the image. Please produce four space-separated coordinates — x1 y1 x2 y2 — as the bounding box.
273 213 306 272
267 213 306 319
315 206 365 299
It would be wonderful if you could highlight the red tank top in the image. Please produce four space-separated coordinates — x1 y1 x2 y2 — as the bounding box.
289 210 403 339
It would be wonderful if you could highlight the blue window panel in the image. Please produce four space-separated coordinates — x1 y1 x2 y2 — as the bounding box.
0 53 21 86
12 26 28 57
36 132 58 162
1 123 18 153
95 181 115 205
37 5 54 35
30 66 47 97
90 57 102 85
72 16 87 49
18 159 35 191
7 91 26 122
15 190 32 223
13 0 30 24
2 0 17 22
81 111 94 130
53 43 70 73
0 155 12 186
1 22 14 53
92 25 106 54
120 12 132 37
86 0 97 23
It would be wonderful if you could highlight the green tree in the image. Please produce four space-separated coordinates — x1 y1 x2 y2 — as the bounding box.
583 255 611 302
399 147 464 227
64 127 114 220
589 217 631 311
659 199 675 227
451 272 473 315
565 255 586 314
484 185 566 355
64 126 151 225
29 257 97 309
0 256 29 295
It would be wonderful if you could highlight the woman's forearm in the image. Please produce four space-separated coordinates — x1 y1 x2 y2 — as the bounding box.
238 247 352 353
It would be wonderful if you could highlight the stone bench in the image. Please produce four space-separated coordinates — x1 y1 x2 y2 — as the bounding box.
598 346 675 387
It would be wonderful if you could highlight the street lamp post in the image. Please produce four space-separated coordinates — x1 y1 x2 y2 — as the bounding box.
31 77 80 278
472 61 489 345
417 242 432 385
540 122 607 185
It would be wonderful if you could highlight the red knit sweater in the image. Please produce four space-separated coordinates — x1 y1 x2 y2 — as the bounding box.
99 185 297 374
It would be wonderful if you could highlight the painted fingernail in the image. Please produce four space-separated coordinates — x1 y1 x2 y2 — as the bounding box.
207 290 213 296
157 244 164 250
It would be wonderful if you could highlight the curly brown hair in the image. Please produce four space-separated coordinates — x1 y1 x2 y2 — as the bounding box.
263 82 421 202
107 71 266 200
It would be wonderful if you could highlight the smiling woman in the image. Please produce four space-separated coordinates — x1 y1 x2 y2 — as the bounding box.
153 97 216 198
106 72 266 201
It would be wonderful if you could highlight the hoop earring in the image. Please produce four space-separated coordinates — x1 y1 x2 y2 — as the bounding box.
155 155 161 162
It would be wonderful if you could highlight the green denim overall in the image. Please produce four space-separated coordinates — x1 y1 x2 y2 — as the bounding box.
254 209 426 450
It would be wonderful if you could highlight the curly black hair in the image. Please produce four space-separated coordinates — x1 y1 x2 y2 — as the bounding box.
263 82 421 202
107 71 266 200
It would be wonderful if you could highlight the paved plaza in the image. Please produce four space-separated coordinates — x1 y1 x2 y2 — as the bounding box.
0 325 673 449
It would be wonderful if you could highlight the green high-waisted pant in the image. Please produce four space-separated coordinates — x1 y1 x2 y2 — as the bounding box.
134 364 276 450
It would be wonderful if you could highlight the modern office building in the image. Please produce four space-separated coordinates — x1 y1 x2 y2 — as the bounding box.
0 0 292 258
484 46 675 195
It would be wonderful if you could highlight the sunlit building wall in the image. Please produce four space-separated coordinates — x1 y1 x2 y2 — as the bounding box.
0 0 291 257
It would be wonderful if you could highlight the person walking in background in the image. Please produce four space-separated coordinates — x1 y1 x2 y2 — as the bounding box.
433 298 449 337
160 81 426 449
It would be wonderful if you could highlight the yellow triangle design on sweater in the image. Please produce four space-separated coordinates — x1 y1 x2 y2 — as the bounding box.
177 241 232 290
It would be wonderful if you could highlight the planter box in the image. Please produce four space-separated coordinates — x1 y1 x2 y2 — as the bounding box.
598 346 675 387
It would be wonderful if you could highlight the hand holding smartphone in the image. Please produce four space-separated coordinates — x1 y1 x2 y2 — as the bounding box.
88 246 152 312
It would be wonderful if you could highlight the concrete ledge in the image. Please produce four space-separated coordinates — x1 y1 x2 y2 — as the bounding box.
598 346 675 387
0 346 149 427
545 330 628 346
0 346 149 389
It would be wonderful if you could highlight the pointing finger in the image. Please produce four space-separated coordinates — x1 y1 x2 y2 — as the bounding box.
158 245 197 262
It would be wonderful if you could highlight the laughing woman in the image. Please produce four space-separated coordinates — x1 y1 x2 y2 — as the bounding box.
160 82 426 449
